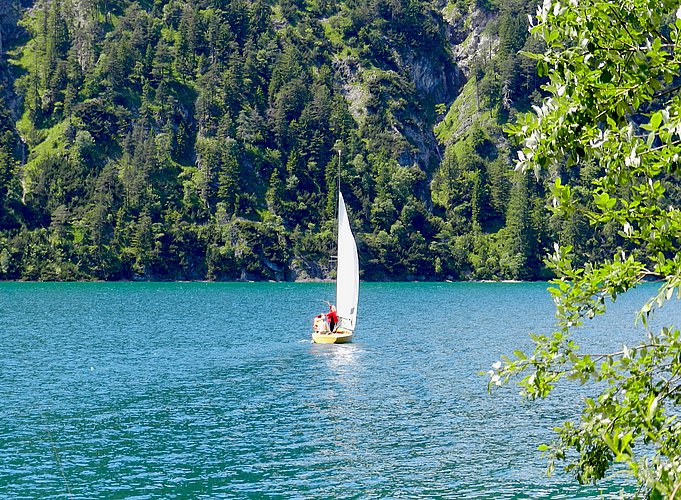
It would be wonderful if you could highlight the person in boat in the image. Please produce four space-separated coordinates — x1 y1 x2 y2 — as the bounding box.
326 304 338 332
313 313 327 333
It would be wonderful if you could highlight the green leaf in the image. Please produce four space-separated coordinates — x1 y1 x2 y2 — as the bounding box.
647 395 660 421
513 350 527 360
650 111 663 129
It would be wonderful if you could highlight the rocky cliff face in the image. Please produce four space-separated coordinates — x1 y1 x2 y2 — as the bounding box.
398 50 463 170
444 2 498 77
435 2 505 146
339 38 464 174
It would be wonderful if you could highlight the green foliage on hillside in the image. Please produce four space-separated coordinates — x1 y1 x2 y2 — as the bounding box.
0 0 575 281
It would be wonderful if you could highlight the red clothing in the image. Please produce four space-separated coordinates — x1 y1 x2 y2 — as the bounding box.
327 308 338 324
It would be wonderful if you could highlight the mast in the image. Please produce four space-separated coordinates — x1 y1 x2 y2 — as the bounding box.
336 149 341 258
337 149 341 193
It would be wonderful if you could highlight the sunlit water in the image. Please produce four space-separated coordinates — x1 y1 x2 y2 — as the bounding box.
1 281 677 498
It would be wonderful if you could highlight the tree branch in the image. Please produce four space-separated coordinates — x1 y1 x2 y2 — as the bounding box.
654 83 681 100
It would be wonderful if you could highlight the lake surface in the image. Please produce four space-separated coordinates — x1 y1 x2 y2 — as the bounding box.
0 281 676 498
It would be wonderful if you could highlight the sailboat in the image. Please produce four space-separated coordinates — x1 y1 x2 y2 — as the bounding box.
312 159 359 344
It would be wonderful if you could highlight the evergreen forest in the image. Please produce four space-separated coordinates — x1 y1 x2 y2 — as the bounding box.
0 0 632 281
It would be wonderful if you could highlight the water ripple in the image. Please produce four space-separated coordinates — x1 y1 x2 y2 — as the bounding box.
0 282 665 497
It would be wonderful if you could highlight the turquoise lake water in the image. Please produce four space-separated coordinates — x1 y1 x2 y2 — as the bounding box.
1 281 676 498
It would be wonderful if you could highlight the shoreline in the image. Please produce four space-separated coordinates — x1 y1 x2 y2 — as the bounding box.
0 278 547 284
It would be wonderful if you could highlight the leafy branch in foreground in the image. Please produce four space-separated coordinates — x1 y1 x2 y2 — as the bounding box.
490 0 681 495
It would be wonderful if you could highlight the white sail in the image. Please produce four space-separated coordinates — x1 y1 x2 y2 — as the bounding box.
335 191 359 331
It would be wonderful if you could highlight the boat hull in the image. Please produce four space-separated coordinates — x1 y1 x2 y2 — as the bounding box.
311 329 353 344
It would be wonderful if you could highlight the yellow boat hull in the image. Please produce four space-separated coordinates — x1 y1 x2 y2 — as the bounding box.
311 329 353 344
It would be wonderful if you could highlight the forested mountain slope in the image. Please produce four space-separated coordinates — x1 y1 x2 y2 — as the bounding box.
0 0 623 281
